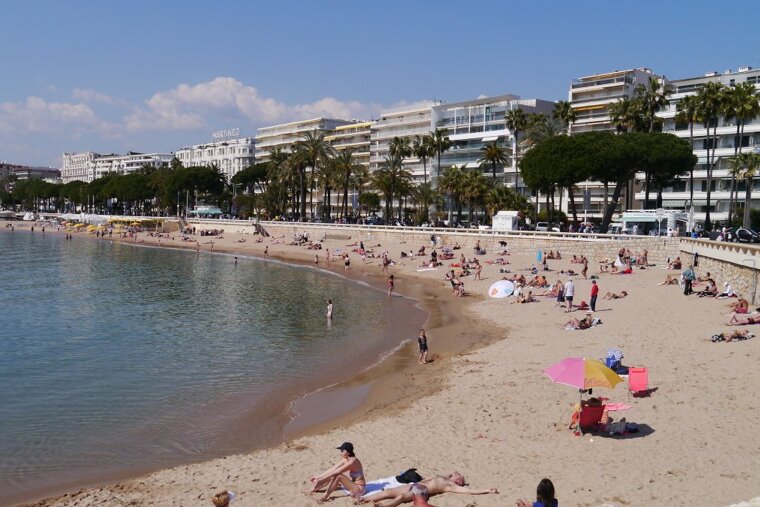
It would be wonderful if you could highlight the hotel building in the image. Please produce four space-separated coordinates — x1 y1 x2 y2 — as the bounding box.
655 66 760 224
61 152 173 184
255 118 357 163
174 136 256 181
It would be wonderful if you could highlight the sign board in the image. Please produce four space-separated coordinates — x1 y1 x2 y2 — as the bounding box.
212 128 241 141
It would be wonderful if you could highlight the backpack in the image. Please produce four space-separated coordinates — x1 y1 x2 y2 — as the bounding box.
396 468 423 484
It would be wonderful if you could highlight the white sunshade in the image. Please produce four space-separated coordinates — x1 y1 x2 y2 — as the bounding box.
481 136 499 142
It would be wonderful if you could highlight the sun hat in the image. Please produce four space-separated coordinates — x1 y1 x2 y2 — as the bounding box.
337 442 354 453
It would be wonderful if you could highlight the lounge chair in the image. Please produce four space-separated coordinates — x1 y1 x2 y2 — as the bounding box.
628 367 649 397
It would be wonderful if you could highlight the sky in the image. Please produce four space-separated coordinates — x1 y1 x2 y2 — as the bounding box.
2 0 759 168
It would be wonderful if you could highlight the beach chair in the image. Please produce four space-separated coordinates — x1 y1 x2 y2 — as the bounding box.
628 367 649 397
577 404 606 434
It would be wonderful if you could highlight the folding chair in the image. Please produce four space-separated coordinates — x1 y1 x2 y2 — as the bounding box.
628 367 649 397
577 404 606 435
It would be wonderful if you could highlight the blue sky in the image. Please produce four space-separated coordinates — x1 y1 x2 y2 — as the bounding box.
2 0 759 168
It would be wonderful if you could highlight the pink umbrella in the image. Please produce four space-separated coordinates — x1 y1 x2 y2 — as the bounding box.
544 357 624 390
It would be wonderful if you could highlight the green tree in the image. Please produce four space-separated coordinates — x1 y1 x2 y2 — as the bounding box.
723 82 760 224
429 128 452 180
730 153 760 228
410 182 442 224
294 130 334 221
358 192 381 217
696 81 726 230
388 136 412 159
438 165 467 224
675 94 700 211
609 97 644 133
412 134 434 184
478 141 511 180
372 154 412 221
485 184 533 223
633 76 673 132
332 149 363 218
552 100 577 132
505 108 528 188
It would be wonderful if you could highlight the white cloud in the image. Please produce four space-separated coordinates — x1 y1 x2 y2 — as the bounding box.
73 88 115 104
0 96 116 135
124 77 386 132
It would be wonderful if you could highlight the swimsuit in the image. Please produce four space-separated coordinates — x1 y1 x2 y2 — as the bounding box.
418 336 428 352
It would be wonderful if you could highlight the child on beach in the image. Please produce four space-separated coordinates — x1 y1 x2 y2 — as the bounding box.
418 329 429 364
517 478 557 507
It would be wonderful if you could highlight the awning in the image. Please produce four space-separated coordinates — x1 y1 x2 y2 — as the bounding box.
573 104 606 112
481 136 499 142
466 162 481 168
662 199 708 207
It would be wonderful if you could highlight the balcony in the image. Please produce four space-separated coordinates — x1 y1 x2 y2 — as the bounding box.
571 76 631 89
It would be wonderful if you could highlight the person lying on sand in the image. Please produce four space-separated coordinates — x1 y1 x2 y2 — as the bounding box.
726 314 760 326
565 315 592 330
603 291 628 300
711 330 755 342
363 472 498 506
658 275 679 286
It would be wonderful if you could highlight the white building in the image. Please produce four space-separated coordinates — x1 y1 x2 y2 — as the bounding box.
61 151 173 183
370 102 437 181
655 66 760 225
256 118 356 163
432 95 555 186
174 136 256 181
568 68 666 219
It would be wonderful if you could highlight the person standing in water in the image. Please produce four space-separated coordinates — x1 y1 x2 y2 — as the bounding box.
417 329 429 364
327 299 333 319
387 274 395 296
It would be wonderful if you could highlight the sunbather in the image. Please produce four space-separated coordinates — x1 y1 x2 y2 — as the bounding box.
565 316 592 330
658 274 679 286
726 314 760 326
603 291 628 300
309 442 366 502
363 472 498 506
711 330 755 342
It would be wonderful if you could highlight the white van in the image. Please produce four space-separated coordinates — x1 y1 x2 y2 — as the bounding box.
535 222 549 231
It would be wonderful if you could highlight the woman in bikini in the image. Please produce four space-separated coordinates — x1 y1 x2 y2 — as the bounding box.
309 442 366 502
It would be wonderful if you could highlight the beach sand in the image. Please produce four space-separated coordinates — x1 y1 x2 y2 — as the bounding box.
7 222 759 507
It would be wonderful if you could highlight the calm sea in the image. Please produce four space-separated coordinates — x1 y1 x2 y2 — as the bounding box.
0 231 424 503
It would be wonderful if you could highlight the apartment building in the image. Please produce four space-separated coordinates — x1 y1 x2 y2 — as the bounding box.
0 163 60 185
174 136 256 181
255 118 356 163
432 95 554 186
567 68 666 219
655 66 760 225
369 102 437 182
61 151 173 183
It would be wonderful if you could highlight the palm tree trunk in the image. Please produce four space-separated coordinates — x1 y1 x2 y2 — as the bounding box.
423 158 428 185
744 176 753 228
688 123 694 212
513 132 519 190
545 190 550 222
729 122 741 224
567 186 579 225
644 172 651 209
705 126 714 229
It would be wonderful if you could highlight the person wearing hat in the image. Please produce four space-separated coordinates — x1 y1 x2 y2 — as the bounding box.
309 442 366 502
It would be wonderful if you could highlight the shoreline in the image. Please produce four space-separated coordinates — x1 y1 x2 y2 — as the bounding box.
5 221 760 507
2 223 503 507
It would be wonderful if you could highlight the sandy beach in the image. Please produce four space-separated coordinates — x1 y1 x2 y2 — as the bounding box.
6 221 759 507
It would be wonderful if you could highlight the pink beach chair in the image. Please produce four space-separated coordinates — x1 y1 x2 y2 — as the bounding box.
628 367 649 397
577 404 606 434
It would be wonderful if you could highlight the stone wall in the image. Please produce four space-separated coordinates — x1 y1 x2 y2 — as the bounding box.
246 222 682 266
679 239 760 304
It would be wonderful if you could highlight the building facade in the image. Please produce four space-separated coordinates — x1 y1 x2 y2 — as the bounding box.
61 151 173 183
654 66 760 225
1 163 60 184
255 118 356 163
432 95 554 186
369 103 436 182
174 136 256 181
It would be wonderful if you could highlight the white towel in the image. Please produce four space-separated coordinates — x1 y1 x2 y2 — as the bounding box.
342 476 405 498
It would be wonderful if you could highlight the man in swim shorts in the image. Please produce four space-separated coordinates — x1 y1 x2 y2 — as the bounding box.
365 471 498 506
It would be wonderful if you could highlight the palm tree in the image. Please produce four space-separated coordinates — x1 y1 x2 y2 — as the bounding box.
696 81 726 230
410 182 443 224
333 149 364 218
729 153 760 228
438 165 467 224
372 154 412 221
526 114 566 146
723 82 760 224
294 130 334 221
485 184 533 223
389 136 412 159
429 128 452 181
634 76 673 132
675 94 700 211
609 97 643 133
478 141 511 180
461 170 490 224
412 134 434 184
505 108 528 189
552 100 577 132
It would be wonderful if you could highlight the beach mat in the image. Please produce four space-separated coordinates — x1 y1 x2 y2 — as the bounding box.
342 476 403 498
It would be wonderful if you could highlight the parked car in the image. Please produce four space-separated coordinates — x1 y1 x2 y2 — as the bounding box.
729 227 760 243
535 222 549 231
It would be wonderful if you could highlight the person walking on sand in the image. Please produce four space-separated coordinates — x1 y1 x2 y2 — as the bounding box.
590 280 599 312
564 277 575 312
327 299 333 319
388 274 395 296
418 329 429 364
581 256 588 279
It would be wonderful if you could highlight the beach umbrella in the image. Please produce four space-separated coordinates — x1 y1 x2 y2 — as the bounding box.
544 357 624 390
488 280 514 298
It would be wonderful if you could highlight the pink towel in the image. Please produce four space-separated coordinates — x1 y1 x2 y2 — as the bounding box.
605 403 631 412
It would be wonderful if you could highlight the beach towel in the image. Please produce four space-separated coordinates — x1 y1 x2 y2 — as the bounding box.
342 476 404 498
416 267 437 272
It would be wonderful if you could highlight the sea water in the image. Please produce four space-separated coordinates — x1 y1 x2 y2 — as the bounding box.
0 231 424 502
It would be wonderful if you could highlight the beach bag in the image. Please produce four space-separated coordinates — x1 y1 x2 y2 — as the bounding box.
396 468 423 484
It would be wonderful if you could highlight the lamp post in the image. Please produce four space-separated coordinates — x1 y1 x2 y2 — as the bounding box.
231 183 242 218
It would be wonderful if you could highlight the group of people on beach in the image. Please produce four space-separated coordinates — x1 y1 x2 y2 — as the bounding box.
301 441 554 506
